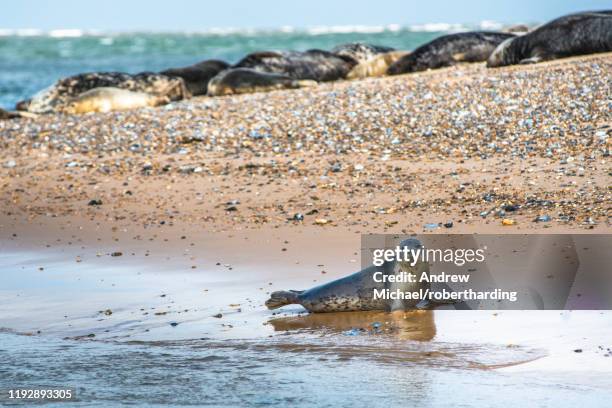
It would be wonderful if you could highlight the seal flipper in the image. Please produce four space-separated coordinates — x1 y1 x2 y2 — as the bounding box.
265 290 305 310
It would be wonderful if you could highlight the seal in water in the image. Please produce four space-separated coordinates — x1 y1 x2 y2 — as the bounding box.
487 11 612 67
387 31 516 75
18 71 189 113
207 68 317 96
233 50 354 82
331 42 396 65
62 87 170 114
347 51 410 79
161 59 230 96
266 239 447 313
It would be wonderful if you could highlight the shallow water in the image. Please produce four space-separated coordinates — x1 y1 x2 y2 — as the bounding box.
1 331 610 407
1 242 612 406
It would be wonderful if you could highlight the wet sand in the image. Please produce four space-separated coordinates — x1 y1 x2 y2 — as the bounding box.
0 54 611 406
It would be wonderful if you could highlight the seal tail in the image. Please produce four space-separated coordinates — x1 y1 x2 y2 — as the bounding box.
265 290 304 310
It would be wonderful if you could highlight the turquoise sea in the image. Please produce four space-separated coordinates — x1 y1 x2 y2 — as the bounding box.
0 24 506 109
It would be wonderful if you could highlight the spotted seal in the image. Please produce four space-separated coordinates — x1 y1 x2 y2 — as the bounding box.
387 31 516 75
62 87 170 114
347 51 410 79
18 71 189 113
161 59 230 96
266 239 439 313
233 50 354 82
331 42 396 65
487 11 612 67
207 68 317 96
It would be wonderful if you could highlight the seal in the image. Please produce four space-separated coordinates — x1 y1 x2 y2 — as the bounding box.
18 71 189 113
387 31 516 75
266 239 439 313
62 87 170 114
233 50 354 82
487 11 612 67
331 42 396 65
0 108 37 120
207 68 317 96
161 59 230 96
347 51 410 79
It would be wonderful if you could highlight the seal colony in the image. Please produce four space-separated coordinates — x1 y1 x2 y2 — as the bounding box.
12 10 612 115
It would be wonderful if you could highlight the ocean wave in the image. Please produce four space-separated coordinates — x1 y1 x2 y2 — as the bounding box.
0 21 515 38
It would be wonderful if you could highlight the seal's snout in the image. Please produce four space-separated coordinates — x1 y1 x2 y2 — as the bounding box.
265 290 304 310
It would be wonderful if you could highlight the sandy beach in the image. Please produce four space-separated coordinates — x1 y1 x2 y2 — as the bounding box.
1 52 611 406
1 53 610 235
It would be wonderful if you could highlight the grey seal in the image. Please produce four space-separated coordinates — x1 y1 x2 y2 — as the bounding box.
233 49 354 82
266 239 439 313
331 42 396 65
387 31 516 75
62 87 170 114
161 59 230 96
17 71 189 113
207 68 317 96
487 11 612 67
347 51 410 79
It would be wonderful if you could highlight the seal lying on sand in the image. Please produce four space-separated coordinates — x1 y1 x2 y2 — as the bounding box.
62 87 170 114
387 31 516 75
208 68 317 96
487 11 612 67
347 51 410 79
0 108 37 120
18 72 189 113
266 239 444 313
234 50 354 82
161 59 230 96
331 42 396 65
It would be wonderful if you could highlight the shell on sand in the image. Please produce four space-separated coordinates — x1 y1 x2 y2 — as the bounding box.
347 51 410 79
63 87 170 114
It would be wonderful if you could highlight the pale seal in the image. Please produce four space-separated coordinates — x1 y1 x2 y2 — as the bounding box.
233 50 354 82
331 42 396 65
161 59 230 96
347 51 410 79
62 87 170 114
487 11 612 67
0 108 37 120
207 68 317 96
18 71 189 113
266 239 435 313
387 31 516 75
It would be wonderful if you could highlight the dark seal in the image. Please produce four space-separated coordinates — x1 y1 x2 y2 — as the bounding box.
233 50 354 82
265 239 449 313
387 31 516 75
18 71 189 113
487 11 612 67
161 59 230 96
207 68 317 96
331 42 396 64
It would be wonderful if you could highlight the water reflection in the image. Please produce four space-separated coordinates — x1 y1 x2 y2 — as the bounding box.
269 310 436 341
